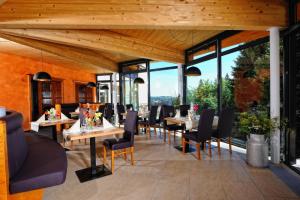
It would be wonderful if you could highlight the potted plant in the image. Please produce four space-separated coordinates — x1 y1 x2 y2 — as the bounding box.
239 109 278 167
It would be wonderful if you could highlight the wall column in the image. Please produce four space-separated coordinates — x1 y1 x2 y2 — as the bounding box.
178 64 184 104
270 27 281 164
112 73 118 125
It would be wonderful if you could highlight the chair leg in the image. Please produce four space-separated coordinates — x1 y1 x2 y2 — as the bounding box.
208 140 212 157
229 137 232 154
103 145 107 164
217 138 221 156
130 147 134 165
111 150 115 173
196 143 201 160
123 149 127 160
163 128 166 143
173 130 176 142
182 138 186 154
168 130 171 145
203 142 206 152
154 127 157 135
148 125 151 138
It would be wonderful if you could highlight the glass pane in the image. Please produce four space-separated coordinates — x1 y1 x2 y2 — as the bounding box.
98 83 111 103
150 61 177 69
150 69 178 106
187 43 216 62
221 42 270 148
186 58 218 114
122 73 148 110
97 75 111 81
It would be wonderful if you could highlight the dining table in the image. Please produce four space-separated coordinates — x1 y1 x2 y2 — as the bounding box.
38 119 77 142
65 127 124 183
164 116 218 153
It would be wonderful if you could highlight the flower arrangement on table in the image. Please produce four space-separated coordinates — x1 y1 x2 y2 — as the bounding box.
84 111 102 129
45 108 61 121
193 104 199 113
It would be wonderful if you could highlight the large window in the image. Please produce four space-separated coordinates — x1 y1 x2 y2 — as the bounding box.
187 58 218 113
150 62 178 106
221 42 270 147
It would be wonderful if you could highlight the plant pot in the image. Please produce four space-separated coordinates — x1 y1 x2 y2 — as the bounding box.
246 134 269 168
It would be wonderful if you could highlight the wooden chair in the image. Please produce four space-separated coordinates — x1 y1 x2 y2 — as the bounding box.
162 105 184 145
212 108 235 155
138 106 158 137
182 109 215 160
102 111 138 173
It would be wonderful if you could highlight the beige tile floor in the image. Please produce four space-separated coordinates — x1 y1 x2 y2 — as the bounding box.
44 133 300 200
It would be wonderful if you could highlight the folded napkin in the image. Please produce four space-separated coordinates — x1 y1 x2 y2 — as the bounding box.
103 117 114 129
30 114 45 132
62 119 81 139
175 110 180 118
75 107 80 112
61 113 69 120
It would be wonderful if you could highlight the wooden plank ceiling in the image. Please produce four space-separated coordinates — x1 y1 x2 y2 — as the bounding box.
0 0 288 73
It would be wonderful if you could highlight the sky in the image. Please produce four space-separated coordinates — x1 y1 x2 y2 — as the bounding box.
149 51 240 97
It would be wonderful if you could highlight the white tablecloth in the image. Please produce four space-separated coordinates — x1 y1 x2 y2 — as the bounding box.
168 116 219 131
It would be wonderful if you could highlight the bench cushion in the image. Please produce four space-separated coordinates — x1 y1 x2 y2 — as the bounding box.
103 138 131 150
9 134 67 194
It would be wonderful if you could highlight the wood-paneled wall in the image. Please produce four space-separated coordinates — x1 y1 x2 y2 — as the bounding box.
0 53 96 130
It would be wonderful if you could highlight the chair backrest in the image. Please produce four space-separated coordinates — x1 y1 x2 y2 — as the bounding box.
60 103 79 118
123 111 138 146
162 105 175 127
104 103 113 120
117 104 125 120
179 105 190 117
149 106 158 125
217 108 235 138
0 111 28 179
126 104 134 111
197 109 215 141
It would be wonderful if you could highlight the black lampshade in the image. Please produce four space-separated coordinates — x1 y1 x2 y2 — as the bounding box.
33 71 52 81
185 66 201 76
87 82 96 88
133 77 145 84
100 85 109 90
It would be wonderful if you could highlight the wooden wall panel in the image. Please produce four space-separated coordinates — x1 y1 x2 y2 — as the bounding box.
0 53 96 130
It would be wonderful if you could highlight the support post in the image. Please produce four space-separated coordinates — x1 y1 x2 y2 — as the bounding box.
270 27 281 164
217 39 222 114
112 73 118 125
178 64 184 104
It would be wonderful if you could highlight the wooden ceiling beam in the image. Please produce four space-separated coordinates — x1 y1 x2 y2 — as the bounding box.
0 0 287 30
0 33 118 73
0 0 6 6
0 29 184 63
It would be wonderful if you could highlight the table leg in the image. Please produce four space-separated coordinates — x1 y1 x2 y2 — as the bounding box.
51 125 57 142
75 137 112 183
174 130 195 153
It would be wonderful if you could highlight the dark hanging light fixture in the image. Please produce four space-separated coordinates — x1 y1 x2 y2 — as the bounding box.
33 72 52 81
185 31 201 76
133 77 145 84
33 51 52 81
100 85 109 90
185 66 201 76
87 82 97 88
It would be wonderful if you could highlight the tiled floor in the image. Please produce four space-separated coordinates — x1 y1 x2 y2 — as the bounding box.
44 133 300 200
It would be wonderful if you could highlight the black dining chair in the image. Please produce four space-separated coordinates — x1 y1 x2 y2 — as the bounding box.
182 109 215 160
162 105 184 145
117 104 126 127
138 106 158 137
102 111 138 173
104 103 113 122
179 105 190 117
126 104 134 111
212 108 235 155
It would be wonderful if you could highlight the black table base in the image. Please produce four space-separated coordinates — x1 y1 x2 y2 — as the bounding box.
174 145 196 153
75 137 112 183
75 165 112 183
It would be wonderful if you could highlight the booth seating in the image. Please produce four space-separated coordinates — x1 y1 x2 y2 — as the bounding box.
60 103 80 119
0 111 67 200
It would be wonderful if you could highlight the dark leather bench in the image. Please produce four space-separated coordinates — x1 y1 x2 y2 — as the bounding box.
61 103 79 119
0 111 67 198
